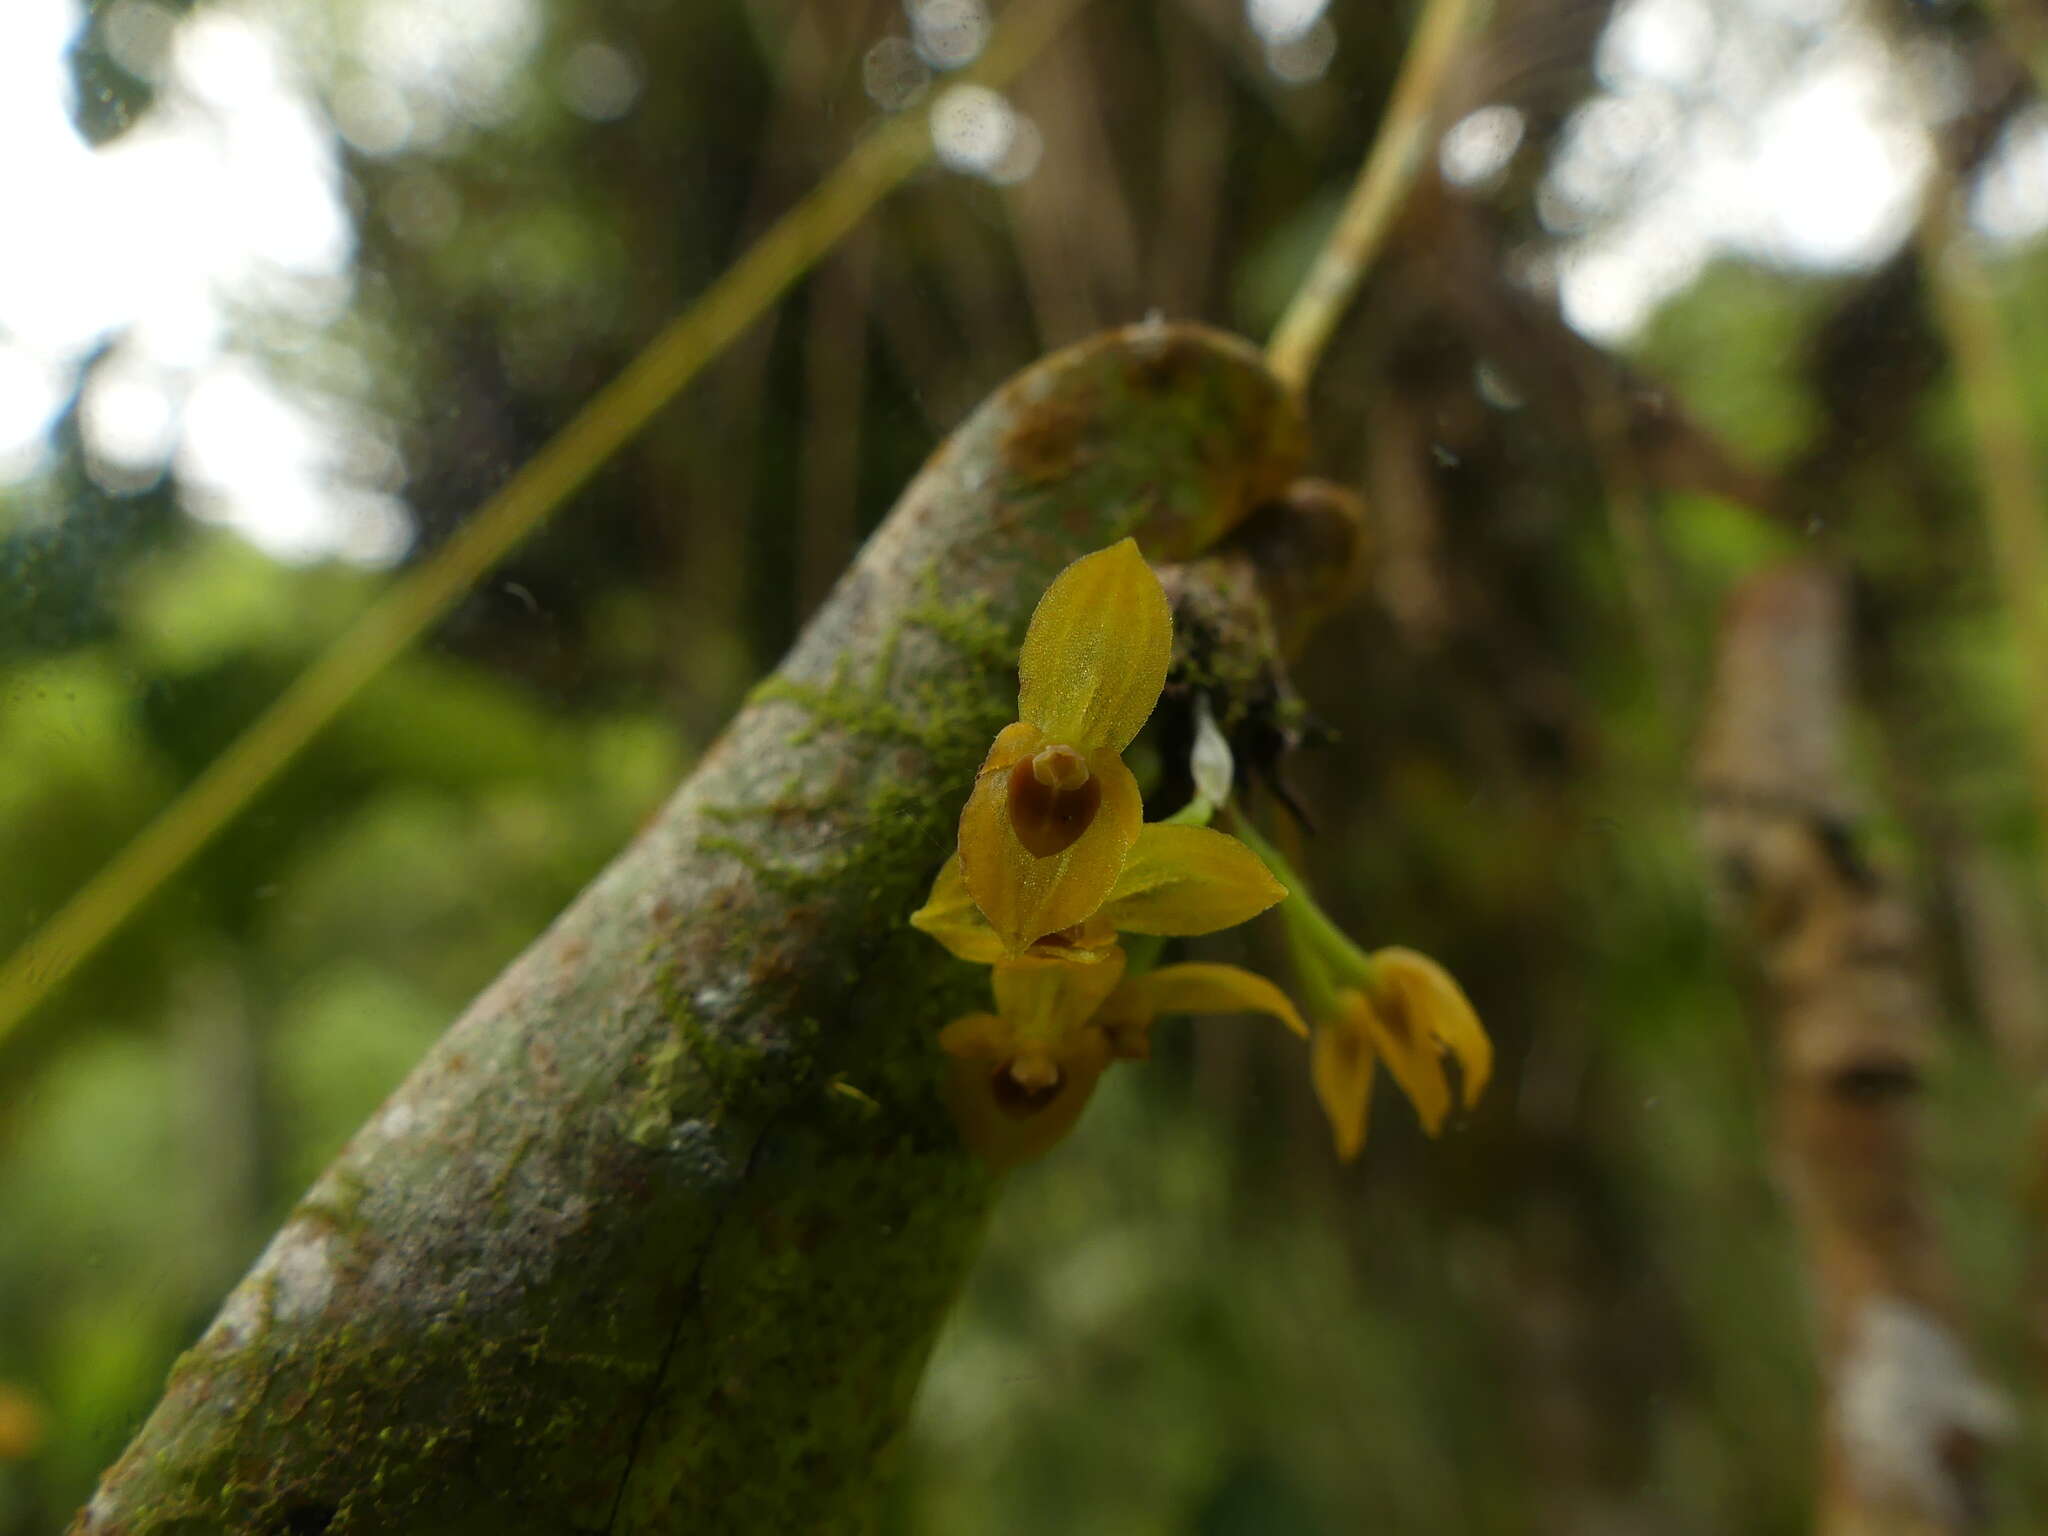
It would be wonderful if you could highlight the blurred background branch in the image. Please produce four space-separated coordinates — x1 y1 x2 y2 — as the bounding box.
0 0 1090 1061
1699 564 2007 1533
1263 0 1482 392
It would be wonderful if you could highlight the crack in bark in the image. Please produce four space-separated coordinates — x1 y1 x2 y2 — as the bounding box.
601 1114 777 1534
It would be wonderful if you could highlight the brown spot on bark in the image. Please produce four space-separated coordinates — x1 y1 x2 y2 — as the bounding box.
999 395 1092 486
1121 331 1200 394
528 1038 559 1086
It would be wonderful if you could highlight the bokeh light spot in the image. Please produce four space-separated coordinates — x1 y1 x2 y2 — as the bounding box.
1440 104 1527 189
863 36 930 112
559 41 641 123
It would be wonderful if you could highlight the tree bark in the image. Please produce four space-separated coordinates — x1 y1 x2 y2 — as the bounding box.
75 323 1306 1535
1698 565 2006 1534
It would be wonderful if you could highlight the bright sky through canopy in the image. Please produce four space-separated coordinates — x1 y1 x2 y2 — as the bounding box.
1 0 2046 564
0 0 538 566
1527 0 2042 341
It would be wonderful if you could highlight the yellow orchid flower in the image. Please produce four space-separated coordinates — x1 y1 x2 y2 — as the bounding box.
1302 948 1491 1158
1359 946 1492 1135
1231 816 1492 1161
913 822 1287 966
938 953 1129 1169
956 539 1173 954
938 951 1306 1168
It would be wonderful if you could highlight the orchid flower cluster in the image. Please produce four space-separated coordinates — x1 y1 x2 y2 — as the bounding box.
910 539 1492 1167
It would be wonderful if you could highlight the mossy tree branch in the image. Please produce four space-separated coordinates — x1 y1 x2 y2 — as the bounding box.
73 324 1306 1535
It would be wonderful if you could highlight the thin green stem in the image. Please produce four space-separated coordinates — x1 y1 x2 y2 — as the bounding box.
1228 813 1342 955
1225 809 1356 1017
1264 0 1484 395
0 0 1090 1051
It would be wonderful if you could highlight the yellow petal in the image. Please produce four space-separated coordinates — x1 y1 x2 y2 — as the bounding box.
911 856 1007 964
992 948 1129 1051
938 1011 1013 1060
940 971 1121 1170
1118 963 1307 1037
1100 824 1287 937
1091 987 1154 1059
1017 538 1172 751
958 745 1143 952
1351 982 1451 1136
1311 1004 1376 1163
1374 947 1493 1109
913 856 1122 965
963 719 1047 791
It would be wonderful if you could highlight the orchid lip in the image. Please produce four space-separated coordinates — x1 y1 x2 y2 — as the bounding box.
1005 750 1103 859
1034 921 1091 949
992 1060 1064 1118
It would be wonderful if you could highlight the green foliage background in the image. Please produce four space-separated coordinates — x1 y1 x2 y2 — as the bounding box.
4 0 2048 1529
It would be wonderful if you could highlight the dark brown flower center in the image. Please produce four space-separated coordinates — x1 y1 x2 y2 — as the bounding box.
991 1057 1064 1118
1006 745 1101 858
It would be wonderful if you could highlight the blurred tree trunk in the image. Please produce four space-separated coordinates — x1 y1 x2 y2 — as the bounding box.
72 325 1306 1535
1698 566 2006 1534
